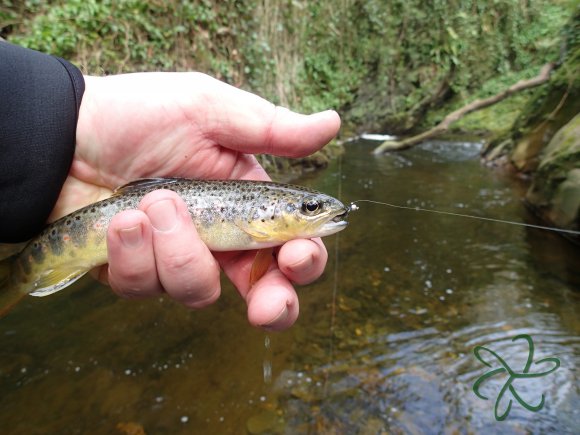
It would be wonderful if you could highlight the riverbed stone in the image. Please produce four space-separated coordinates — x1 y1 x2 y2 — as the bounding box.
246 409 284 434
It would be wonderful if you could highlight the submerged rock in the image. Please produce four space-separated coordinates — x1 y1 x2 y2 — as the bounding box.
246 409 284 434
526 113 580 237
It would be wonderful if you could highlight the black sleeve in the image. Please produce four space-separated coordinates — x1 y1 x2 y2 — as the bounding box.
0 41 85 243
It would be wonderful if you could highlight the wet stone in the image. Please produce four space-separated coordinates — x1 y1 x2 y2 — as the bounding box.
246 409 283 434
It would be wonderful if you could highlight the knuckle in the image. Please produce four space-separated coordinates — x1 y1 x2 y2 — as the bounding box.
110 258 151 283
109 270 160 297
159 250 201 275
115 267 146 283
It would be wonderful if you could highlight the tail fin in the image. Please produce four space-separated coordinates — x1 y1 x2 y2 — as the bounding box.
0 255 26 316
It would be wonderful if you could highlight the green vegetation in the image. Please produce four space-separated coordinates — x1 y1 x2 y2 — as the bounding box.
1 0 576 136
482 7 580 167
339 0 575 133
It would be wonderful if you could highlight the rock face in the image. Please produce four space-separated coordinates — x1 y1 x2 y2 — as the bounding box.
526 113 580 237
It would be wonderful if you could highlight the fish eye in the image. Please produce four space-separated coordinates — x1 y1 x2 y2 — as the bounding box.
302 199 322 214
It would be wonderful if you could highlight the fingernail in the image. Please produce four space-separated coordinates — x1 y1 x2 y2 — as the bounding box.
287 253 314 274
261 304 289 331
118 224 143 248
315 109 338 117
147 199 178 232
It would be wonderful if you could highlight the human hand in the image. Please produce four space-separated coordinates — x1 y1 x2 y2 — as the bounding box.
51 72 340 330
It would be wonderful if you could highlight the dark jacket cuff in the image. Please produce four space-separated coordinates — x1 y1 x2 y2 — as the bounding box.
0 41 85 242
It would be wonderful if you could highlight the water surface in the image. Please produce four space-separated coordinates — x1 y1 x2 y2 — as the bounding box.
1 140 578 434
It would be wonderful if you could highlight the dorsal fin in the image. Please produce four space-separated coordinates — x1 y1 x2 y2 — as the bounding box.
113 178 185 195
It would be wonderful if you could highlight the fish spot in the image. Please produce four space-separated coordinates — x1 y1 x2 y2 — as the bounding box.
31 243 45 262
20 256 32 274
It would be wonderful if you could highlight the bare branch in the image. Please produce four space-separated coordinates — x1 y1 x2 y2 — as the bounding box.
373 63 555 154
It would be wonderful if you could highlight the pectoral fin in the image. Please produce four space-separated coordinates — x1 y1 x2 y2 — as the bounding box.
235 219 273 242
29 268 88 297
250 248 274 287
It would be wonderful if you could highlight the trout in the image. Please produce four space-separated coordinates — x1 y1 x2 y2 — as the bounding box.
0 178 349 312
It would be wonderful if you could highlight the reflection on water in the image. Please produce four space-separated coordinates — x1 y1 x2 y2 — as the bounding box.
1 140 579 434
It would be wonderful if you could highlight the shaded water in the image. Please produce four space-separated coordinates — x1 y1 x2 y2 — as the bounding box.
1 140 579 434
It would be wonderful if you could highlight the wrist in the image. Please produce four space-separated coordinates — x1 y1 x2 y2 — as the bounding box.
76 75 101 151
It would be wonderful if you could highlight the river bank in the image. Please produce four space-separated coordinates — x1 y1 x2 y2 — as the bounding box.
480 9 580 238
361 8 580 237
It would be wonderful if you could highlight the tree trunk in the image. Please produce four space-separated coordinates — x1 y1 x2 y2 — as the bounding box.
373 63 555 155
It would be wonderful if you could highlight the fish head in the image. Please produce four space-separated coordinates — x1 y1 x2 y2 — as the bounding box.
289 191 350 238
239 186 350 245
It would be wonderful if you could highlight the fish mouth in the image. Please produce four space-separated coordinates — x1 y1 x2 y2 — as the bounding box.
332 209 349 224
318 207 349 237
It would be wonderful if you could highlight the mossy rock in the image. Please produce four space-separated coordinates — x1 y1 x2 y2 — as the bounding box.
510 84 580 172
526 113 580 235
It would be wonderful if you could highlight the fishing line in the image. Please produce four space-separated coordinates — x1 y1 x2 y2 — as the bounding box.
349 199 580 236
324 154 343 397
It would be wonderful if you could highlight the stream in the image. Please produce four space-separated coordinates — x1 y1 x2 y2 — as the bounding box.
1 139 579 434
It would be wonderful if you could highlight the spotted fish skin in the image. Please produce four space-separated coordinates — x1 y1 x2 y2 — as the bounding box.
4 178 349 303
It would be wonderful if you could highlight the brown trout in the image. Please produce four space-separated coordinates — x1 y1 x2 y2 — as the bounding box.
0 178 349 312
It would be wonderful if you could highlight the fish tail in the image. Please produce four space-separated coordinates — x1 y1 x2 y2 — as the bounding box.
0 255 25 316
